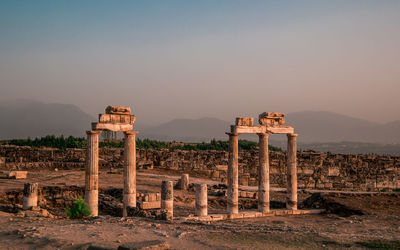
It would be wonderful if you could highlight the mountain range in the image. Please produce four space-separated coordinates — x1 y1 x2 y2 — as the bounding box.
1 100 400 149
0 99 94 139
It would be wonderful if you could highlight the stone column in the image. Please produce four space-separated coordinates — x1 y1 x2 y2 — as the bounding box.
286 133 298 210
258 133 270 213
195 184 207 217
22 182 38 210
123 131 137 217
227 133 239 214
85 130 100 216
161 180 173 220
180 174 189 191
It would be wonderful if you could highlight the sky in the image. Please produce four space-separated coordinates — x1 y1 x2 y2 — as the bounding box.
1 0 399 125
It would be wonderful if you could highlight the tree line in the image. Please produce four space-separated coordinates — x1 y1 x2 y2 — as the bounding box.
1 135 282 152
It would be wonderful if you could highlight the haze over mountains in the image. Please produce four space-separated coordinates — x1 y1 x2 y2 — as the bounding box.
1 100 400 153
0 100 94 139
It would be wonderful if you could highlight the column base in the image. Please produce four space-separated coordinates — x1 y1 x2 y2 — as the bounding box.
123 193 136 207
85 190 98 216
22 196 38 210
286 199 298 211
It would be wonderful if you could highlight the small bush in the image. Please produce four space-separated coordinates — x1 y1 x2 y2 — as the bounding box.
65 197 91 219
393 188 400 192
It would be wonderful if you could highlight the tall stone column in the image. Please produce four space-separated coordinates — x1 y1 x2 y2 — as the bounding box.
123 131 137 217
195 184 207 217
22 182 38 210
85 130 100 216
258 133 270 213
227 133 239 214
286 133 298 210
161 180 173 220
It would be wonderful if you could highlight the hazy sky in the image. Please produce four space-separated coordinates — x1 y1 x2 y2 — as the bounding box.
1 0 399 124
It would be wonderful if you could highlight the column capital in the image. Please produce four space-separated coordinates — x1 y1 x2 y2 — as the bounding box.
86 130 101 135
124 131 139 136
287 133 298 138
257 132 271 137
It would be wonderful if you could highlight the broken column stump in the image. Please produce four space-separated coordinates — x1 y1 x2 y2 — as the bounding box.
196 184 208 217
180 174 189 190
22 182 38 210
161 180 173 220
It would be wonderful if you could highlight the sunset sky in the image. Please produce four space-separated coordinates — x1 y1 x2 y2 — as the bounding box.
1 0 399 124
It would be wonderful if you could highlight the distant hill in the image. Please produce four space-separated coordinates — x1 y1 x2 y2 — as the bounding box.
285 111 400 144
1 100 400 152
0 99 95 139
138 111 400 144
138 117 231 142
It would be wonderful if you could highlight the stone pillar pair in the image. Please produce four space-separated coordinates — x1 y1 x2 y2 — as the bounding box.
85 130 137 217
226 132 298 214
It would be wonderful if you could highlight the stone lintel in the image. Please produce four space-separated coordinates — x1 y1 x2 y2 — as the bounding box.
91 122 133 132
231 125 294 134
98 114 136 125
266 127 294 134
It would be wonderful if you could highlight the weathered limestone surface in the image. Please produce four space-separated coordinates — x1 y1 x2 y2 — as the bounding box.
196 184 208 217
287 134 298 210
258 112 285 127
1 146 399 191
92 105 135 132
235 117 254 126
92 123 133 132
123 132 137 216
180 174 189 191
85 130 100 216
161 180 173 220
105 105 131 115
258 133 270 212
227 133 239 214
22 182 38 210
137 192 161 209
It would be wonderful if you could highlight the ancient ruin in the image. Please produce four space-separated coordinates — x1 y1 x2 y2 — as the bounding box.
227 112 298 214
85 105 137 216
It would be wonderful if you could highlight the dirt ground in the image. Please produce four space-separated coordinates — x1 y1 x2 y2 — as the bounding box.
1 169 400 249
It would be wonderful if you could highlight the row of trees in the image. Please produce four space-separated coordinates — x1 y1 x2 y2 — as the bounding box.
2 135 282 152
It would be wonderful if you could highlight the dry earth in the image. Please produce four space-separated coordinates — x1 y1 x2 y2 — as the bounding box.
0 169 399 249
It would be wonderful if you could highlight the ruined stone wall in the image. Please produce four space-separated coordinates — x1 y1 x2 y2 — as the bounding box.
0 145 399 191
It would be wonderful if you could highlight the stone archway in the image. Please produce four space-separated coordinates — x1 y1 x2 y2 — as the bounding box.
85 105 137 216
226 112 298 214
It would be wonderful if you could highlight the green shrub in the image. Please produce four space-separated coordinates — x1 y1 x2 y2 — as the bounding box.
65 197 91 219
393 188 400 192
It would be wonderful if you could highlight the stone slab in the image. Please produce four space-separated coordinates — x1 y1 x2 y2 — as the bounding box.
7 171 27 179
183 209 325 222
92 122 133 132
138 201 161 210
231 125 294 134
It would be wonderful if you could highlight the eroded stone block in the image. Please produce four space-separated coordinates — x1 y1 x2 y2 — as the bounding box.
259 112 285 127
7 171 28 179
235 117 254 126
105 105 131 115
